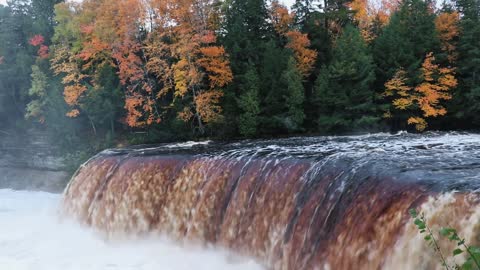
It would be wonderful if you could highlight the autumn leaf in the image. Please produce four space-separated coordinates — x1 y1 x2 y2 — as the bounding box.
29 35 45 46
285 31 318 78
436 11 460 63
384 53 457 131
270 1 294 35
269 2 317 78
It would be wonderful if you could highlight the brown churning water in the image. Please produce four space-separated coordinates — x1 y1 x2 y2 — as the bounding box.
62 132 480 270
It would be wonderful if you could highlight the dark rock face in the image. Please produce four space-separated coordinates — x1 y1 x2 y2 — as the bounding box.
62 132 480 269
0 130 69 193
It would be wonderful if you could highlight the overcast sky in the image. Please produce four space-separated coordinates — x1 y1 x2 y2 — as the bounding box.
0 0 297 8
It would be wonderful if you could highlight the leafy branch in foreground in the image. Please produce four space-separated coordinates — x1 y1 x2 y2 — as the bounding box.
409 209 480 270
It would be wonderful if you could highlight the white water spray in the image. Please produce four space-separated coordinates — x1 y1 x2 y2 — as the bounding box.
0 189 263 270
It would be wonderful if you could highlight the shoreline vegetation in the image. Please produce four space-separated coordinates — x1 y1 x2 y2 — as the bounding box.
1 0 480 168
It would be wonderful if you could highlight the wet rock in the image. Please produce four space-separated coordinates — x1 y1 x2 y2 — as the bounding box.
0 129 69 193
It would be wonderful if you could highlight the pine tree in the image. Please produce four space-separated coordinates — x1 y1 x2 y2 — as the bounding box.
223 0 271 74
31 0 63 42
373 0 440 85
238 65 261 137
314 25 378 133
260 40 290 131
0 3 35 127
455 0 480 126
281 57 306 132
292 0 318 25
222 0 271 135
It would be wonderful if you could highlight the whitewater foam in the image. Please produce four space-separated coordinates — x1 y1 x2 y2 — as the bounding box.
0 189 263 270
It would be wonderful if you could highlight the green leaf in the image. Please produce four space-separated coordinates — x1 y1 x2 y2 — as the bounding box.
414 219 426 230
409 209 418 218
468 246 480 254
453 248 464 256
425 235 432 241
440 228 455 237
461 259 473 270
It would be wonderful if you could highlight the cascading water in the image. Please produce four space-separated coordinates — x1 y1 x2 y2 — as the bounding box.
62 132 480 270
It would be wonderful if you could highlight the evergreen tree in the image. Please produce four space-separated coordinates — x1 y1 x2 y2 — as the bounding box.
223 0 271 74
455 0 480 126
222 0 271 135
81 64 123 137
373 0 440 85
25 0 65 124
293 0 344 131
292 0 319 25
324 0 355 33
281 57 306 132
260 40 290 132
314 25 378 133
238 65 261 137
31 0 63 41
0 3 35 127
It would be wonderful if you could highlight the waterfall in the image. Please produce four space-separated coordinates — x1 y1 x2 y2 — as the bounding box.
62 132 480 269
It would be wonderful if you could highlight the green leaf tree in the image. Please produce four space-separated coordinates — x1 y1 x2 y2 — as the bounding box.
314 25 378 133
222 0 272 135
281 57 306 132
238 64 261 137
454 0 480 126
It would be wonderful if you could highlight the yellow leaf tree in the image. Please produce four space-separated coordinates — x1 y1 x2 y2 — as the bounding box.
349 0 401 42
384 53 457 131
146 0 233 133
435 11 460 63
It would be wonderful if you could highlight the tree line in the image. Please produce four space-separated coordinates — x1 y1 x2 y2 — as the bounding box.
0 0 479 152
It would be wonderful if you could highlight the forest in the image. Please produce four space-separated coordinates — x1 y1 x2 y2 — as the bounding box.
0 0 479 161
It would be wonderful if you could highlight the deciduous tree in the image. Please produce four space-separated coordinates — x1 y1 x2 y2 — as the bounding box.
384 53 457 131
270 1 318 78
435 10 460 63
147 0 233 133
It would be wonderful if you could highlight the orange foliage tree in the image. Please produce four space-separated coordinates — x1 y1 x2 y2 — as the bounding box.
349 0 400 42
29 34 49 59
384 53 457 131
80 0 160 127
51 0 232 132
145 0 233 133
51 0 161 127
435 11 460 63
270 1 317 78
50 2 93 119
51 46 88 118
